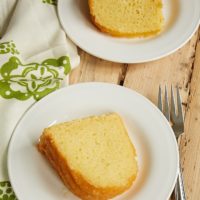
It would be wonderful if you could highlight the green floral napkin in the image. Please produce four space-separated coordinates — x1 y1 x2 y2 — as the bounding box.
0 0 80 199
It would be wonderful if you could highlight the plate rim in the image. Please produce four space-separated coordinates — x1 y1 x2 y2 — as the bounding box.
7 82 179 200
57 0 200 63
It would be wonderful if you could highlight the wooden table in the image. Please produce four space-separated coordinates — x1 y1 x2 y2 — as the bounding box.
69 28 200 200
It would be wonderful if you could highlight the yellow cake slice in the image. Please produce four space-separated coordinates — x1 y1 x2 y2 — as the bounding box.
89 0 164 37
38 113 138 199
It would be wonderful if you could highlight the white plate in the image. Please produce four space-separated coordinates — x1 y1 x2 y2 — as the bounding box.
57 0 200 63
8 83 179 200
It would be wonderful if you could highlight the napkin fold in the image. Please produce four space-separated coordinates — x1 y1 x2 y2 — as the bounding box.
0 0 80 199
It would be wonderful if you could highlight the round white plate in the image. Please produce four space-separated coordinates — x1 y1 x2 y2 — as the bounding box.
58 0 200 63
8 83 179 200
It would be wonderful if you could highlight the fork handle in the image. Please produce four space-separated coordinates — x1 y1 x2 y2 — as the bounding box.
174 165 186 200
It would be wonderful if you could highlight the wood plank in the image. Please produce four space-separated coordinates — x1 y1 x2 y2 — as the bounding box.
69 50 125 84
179 32 200 200
123 32 199 108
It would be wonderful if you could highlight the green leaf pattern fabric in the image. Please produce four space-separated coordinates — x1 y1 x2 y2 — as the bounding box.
0 41 19 55
0 182 17 200
42 0 57 6
0 56 71 101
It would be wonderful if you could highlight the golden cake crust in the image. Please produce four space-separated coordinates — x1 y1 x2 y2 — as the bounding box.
88 0 163 37
90 14 160 38
38 113 138 199
38 131 137 200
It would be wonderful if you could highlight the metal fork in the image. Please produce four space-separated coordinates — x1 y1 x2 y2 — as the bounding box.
158 86 186 200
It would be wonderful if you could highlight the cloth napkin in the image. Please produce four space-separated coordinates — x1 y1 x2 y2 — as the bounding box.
0 0 80 199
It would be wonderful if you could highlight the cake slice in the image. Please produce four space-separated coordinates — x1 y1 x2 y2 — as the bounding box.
38 113 138 199
89 0 164 37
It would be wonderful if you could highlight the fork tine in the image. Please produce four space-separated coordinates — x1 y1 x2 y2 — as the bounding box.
164 86 170 121
158 85 162 111
176 86 184 122
171 85 176 122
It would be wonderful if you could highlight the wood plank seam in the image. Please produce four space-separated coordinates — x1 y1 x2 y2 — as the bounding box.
179 28 200 200
184 30 200 116
119 64 128 85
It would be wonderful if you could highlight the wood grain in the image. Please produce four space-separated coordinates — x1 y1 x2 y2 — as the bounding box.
179 32 200 200
123 32 199 108
69 50 125 84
